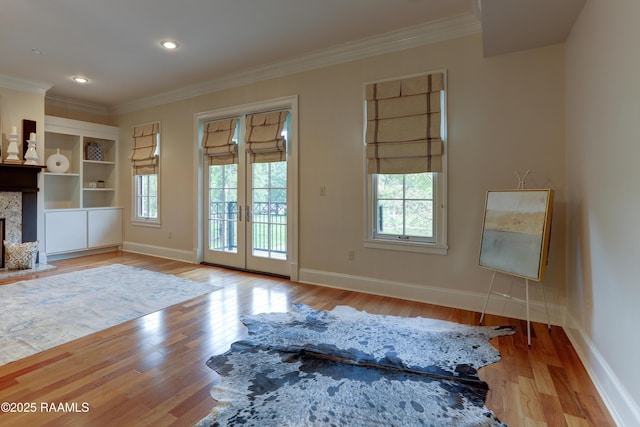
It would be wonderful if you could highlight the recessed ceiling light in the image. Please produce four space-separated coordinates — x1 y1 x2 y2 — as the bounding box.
72 76 89 84
161 40 178 50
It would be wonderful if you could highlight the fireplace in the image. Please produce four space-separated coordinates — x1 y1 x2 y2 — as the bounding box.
0 164 44 267
0 218 4 268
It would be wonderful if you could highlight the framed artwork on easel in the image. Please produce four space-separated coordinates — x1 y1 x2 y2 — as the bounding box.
479 189 554 282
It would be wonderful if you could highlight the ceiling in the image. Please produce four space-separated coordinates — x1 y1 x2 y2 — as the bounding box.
0 0 585 114
480 0 586 57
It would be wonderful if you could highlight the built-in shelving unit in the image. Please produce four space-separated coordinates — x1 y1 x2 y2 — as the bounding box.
43 116 123 257
42 130 81 209
44 117 119 209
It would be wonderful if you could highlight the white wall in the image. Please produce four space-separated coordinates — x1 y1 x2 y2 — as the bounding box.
565 0 640 425
1 87 46 161
0 86 47 258
116 33 568 323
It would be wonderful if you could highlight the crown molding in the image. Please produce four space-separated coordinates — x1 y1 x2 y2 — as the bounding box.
112 12 480 115
45 95 111 117
0 74 52 96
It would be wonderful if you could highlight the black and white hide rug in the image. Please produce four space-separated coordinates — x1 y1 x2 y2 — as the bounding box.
196 304 516 427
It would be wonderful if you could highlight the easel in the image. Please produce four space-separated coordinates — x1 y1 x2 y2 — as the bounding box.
479 271 551 347
478 170 553 347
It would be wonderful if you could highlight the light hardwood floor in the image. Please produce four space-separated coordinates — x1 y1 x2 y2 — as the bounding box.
0 252 615 426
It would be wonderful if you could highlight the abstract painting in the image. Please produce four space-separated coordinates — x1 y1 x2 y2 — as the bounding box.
479 189 554 281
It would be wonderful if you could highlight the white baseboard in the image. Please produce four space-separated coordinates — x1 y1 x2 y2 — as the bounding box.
46 246 120 261
121 241 196 264
298 268 565 325
564 314 640 427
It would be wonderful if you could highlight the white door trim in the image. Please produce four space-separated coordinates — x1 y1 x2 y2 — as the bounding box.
193 95 299 279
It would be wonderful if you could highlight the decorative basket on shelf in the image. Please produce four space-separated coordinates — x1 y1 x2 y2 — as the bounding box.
86 142 103 161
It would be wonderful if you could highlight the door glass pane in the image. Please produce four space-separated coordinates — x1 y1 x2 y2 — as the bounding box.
252 161 287 260
208 164 238 253
252 163 269 187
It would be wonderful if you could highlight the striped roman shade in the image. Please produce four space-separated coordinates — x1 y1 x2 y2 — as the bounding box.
245 111 289 163
130 122 159 175
202 118 239 165
365 72 444 174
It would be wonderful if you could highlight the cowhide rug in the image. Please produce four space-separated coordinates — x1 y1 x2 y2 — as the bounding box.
196 304 516 427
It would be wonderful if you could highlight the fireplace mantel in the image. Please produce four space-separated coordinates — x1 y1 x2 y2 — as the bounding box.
0 164 44 192
0 163 44 253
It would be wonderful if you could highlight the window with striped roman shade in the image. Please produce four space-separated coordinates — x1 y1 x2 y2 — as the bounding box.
130 122 160 175
365 72 444 174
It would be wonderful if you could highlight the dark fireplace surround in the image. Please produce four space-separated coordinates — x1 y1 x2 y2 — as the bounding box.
0 163 43 268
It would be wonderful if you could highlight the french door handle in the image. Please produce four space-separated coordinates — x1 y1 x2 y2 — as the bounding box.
238 205 242 222
246 205 251 222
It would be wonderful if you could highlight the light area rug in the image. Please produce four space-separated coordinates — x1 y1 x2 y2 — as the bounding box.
0 263 221 367
197 304 516 427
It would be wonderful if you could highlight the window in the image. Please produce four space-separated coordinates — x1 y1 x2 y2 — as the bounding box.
135 174 158 220
374 173 434 241
368 171 446 254
364 72 447 254
131 122 160 226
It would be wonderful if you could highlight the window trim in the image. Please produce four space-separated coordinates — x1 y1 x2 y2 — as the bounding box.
132 173 161 227
131 121 161 227
363 70 448 255
364 172 447 255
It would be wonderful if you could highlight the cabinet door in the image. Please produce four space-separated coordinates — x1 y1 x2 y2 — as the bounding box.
87 208 123 248
45 211 88 254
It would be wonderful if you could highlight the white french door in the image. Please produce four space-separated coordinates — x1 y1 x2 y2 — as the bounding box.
202 115 291 277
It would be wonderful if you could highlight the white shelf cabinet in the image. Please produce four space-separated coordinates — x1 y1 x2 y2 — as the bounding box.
44 116 119 209
44 210 88 254
45 207 123 255
43 116 122 256
88 208 123 248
